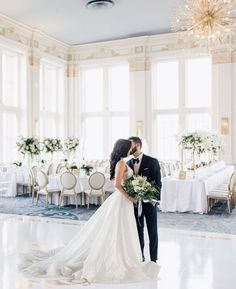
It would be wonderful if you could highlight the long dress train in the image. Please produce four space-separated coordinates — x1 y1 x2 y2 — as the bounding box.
19 167 160 283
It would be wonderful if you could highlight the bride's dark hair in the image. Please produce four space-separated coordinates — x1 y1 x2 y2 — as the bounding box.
110 139 131 180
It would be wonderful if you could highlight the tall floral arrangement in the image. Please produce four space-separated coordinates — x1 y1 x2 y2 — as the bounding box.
178 131 222 155
16 137 41 157
64 137 79 153
178 131 223 169
42 138 62 153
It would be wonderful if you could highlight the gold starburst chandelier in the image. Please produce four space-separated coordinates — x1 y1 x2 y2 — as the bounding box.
172 0 236 46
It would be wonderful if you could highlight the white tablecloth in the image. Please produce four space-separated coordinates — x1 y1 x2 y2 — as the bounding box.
160 164 234 214
48 174 115 206
0 167 30 197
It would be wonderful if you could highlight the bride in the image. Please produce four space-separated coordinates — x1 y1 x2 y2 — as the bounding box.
20 139 160 283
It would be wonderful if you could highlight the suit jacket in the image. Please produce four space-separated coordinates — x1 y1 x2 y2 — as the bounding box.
127 154 162 200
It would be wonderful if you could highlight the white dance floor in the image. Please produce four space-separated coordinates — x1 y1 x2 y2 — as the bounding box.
0 214 236 289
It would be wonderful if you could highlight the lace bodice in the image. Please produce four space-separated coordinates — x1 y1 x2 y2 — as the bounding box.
123 165 133 181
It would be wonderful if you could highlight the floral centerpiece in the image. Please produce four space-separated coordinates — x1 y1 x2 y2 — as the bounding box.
12 161 22 167
123 175 160 203
69 164 80 176
80 163 93 176
64 137 79 153
178 131 223 170
42 138 63 163
16 137 41 157
43 138 62 153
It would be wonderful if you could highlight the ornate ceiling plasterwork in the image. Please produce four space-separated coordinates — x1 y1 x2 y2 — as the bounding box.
1 13 236 68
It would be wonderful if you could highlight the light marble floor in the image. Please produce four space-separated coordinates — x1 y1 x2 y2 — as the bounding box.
0 213 236 289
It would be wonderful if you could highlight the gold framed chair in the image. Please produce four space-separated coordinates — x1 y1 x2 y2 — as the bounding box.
47 163 54 176
36 169 60 208
84 172 106 209
59 171 80 209
207 172 236 213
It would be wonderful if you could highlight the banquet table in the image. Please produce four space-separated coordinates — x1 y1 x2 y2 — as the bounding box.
160 161 234 214
0 166 30 197
48 173 115 206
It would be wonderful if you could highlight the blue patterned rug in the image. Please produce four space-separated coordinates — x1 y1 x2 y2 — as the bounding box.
0 195 236 234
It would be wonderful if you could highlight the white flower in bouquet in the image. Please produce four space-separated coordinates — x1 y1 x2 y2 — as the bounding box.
43 138 62 153
124 175 160 203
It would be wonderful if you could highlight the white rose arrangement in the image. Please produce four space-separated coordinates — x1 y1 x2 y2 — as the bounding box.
64 137 79 153
16 137 41 157
178 131 222 156
43 138 62 153
178 131 223 169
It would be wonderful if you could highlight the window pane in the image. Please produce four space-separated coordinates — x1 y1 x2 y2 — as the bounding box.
83 118 103 160
83 68 103 112
110 116 129 151
154 61 179 109
2 53 18 107
155 115 179 160
186 58 211 108
186 113 211 132
41 65 57 112
3 113 18 162
109 65 129 111
40 116 56 138
39 62 65 140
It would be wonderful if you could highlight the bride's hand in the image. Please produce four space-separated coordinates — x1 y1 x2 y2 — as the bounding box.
128 196 138 205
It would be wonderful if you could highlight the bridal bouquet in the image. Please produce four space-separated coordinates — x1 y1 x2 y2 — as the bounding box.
64 137 79 152
123 176 160 204
16 137 41 156
42 138 62 153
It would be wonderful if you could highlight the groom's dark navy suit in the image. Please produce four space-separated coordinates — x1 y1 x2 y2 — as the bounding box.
127 154 162 262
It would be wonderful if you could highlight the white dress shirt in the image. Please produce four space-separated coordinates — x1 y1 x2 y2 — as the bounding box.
133 153 143 176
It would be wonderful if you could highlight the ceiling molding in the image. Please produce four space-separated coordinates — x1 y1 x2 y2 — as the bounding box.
0 12 236 65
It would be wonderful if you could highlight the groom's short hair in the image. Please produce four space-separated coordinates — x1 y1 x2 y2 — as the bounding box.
128 136 142 148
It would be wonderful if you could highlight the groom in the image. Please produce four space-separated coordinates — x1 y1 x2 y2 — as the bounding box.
127 137 162 262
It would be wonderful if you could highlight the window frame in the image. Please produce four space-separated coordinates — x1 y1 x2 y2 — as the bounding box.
151 55 212 160
39 59 66 139
0 49 27 162
79 61 130 160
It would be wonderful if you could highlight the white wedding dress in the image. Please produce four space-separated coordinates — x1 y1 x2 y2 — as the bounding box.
20 166 160 283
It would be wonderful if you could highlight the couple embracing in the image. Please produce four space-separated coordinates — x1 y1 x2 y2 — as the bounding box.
20 137 162 284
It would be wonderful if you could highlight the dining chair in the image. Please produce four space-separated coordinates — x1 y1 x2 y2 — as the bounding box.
60 171 80 209
207 172 236 213
47 163 54 176
36 169 60 208
84 172 106 209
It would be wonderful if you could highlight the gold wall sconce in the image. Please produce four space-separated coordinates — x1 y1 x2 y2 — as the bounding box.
136 121 143 137
221 117 229 135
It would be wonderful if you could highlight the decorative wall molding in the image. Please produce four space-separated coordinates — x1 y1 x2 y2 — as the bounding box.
28 52 41 67
212 50 236 64
1 12 236 66
0 13 69 61
66 64 79 77
129 58 151 72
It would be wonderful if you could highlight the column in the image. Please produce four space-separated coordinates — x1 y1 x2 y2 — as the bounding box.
212 51 232 163
66 63 80 137
27 51 41 137
129 57 151 152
